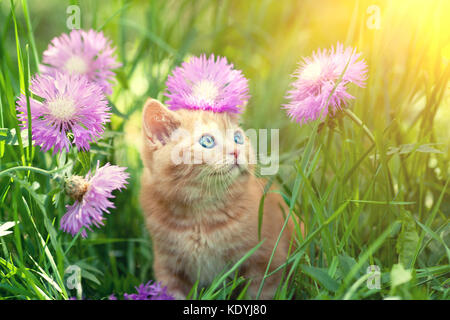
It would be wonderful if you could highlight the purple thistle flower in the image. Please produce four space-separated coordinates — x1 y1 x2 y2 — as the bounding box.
123 281 174 300
40 29 121 95
283 42 368 124
16 72 110 154
165 54 250 113
60 161 129 238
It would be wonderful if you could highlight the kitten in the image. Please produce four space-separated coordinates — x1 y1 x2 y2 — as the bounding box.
139 98 299 299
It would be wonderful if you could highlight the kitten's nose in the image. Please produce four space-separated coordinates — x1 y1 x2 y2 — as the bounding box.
230 149 240 160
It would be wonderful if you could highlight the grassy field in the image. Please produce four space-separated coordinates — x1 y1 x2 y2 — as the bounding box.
0 0 449 300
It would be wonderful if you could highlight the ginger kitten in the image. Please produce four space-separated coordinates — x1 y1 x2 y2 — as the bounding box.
139 98 298 299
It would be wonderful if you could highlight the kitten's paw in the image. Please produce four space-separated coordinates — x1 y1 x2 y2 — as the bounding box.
170 290 187 300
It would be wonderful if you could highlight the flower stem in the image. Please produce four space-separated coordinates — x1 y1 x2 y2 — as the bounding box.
342 108 375 143
0 166 52 178
0 163 71 179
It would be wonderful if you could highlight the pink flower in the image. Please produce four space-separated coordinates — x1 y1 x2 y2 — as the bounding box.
123 281 174 300
40 29 121 95
283 43 368 124
165 54 250 113
16 72 110 154
60 162 129 238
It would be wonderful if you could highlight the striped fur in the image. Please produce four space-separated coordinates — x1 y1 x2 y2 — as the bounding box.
139 99 298 299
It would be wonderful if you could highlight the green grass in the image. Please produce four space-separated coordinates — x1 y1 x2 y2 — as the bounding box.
0 0 449 300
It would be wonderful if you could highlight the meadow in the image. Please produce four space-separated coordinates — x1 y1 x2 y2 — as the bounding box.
0 0 449 300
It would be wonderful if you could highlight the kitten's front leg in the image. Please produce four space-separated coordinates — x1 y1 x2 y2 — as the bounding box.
153 257 192 299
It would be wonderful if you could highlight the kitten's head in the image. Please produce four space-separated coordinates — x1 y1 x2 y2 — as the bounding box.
141 98 254 204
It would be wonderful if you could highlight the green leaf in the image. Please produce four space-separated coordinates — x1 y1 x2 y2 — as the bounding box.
390 264 412 288
396 210 420 267
301 265 340 292
0 221 19 237
114 69 129 89
350 200 415 205
0 257 19 278
77 150 91 175
257 178 275 241
81 269 101 286
387 143 443 155
0 141 4 158
338 255 357 278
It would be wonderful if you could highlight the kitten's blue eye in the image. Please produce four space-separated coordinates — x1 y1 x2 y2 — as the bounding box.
234 131 244 144
199 135 216 148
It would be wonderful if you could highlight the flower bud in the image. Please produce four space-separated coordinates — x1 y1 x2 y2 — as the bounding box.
65 175 89 201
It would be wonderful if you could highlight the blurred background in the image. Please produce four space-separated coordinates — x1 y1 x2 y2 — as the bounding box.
2 0 449 152
0 0 448 299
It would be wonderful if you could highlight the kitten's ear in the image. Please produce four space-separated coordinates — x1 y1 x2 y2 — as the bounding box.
142 98 181 147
